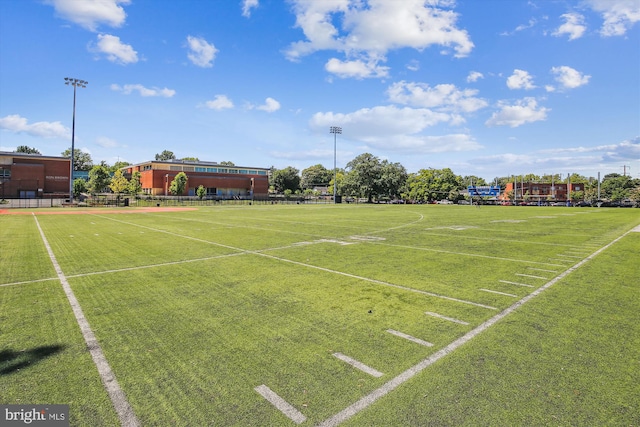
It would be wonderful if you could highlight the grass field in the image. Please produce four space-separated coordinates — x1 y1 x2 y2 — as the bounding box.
1 204 638 426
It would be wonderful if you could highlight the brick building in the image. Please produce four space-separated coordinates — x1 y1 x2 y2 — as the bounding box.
121 160 270 198
0 152 71 199
500 181 585 203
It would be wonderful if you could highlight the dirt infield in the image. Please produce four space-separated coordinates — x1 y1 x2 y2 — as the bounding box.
0 207 198 215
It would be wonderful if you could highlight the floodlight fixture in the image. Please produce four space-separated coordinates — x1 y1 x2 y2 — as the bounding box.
330 126 342 203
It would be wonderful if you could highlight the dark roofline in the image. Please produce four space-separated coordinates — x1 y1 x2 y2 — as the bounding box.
0 151 70 161
125 159 270 171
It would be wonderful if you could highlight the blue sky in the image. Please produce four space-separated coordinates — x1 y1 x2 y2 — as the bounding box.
1 0 638 180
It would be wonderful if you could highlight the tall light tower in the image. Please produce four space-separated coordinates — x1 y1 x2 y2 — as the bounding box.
64 77 88 203
330 126 342 203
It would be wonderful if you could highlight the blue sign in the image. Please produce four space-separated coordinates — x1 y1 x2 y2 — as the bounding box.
468 186 501 196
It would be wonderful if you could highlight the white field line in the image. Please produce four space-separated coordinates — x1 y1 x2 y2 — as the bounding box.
413 232 586 249
479 289 517 298
333 353 384 378
317 225 636 427
527 267 558 273
96 214 497 311
254 385 307 425
515 273 548 280
364 213 425 235
424 311 469 325
557 254 583 259
499 280 534 288
32 214 140 427
386 329 434 347
0 277 58 288
370 242 566 268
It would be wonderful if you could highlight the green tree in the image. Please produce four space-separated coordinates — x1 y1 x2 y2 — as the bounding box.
272 166 300 193
181 157 199 162
343 153 382 203
196 185 206 200
128 171 142 195
405 168 462 203
62 148 93 171
379 160 407 199
169 172 188 196
15 145 41 154
72 178 86 199
87 165 111 194
629 186 640 207
300 164 332 189
328 170 345 198
155 150 176 161
109 161 131 173
600 173 633 200
219 161 235 166
109 169 129 203
463 175 488 186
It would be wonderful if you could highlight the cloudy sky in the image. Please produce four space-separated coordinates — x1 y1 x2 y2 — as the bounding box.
0 0 638 180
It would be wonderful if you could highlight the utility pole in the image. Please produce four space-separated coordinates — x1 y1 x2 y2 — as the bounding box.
64 77 88 203
329 126 342 203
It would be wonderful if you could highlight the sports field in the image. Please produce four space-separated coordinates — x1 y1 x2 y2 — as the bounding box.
1 204 639 426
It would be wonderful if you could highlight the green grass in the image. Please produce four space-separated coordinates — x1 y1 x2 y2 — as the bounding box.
1 205 638 426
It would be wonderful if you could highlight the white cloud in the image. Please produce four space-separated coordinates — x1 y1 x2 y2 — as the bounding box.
584 0 640 36
92 34 138 64
387 81 488 113
485 97 549 127
257 97 281 113
285 0 473 78
325 57 389 79
309 105 482 153
242 0 259 18
553 13 587 40
204 95 234 110
46 0 129 31
0 114 70 139
95 136 120 148
506 69 536 90
550 66 591 90
111 84 176 97
466 71 484 83
186 36 218 68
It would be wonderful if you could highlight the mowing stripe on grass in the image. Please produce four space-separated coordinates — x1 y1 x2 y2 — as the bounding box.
317 225 636 427
499 280 534 288
333 353 384 378
33 214 140 427
515 273 548 280
425 311 469 325
96 214 497 310
386 329 433 347
254 385 307 425
479 289 517 297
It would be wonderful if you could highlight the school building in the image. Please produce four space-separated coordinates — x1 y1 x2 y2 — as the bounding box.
121 160 270 198
0 151 71 199
500 181 585 203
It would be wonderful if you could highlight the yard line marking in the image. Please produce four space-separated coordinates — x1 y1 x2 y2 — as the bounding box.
0 277 58 287
425 311 469 325
499 280 534 288
371 242 566 268
256 252 497 310
386 329 434 347
32 214 140 427
515 273 548 280
254 385 307 425
333 353 384 378
318 225 636 427
480 289 517 297
96 214 497 310
557 254 582 259
527 267 558 273
414 232 584 249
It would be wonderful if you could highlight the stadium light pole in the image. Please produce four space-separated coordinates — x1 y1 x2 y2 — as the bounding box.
330 126 342 203
64 77 88 203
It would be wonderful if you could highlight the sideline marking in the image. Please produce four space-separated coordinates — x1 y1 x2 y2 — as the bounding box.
386 329 433 347
318 226 635 427
480 289 517 297
32 214 140 427
425 311 469 325
254 385 306 425
499 280 534 288
333 353 384 378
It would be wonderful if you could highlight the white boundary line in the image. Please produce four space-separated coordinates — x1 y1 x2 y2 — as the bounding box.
515 273 548 280
32 214 140 427
333 353 384 378
425 311 469 325
499 280 534 288
0 277 58 288
386 329 434 347
254 385 307 425
479 289 517 298
317 225 636 427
